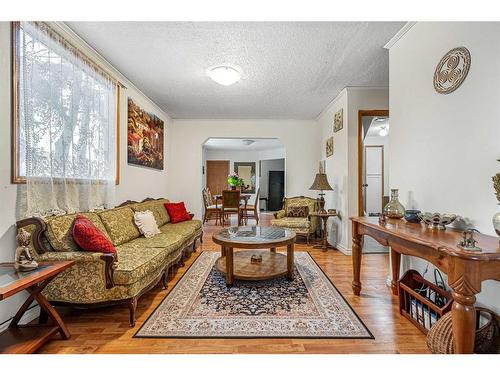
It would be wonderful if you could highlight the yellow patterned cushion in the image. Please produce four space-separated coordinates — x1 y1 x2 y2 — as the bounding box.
114 246 170 285
45 212 110 252
98 207 141 246
113 222 201 285
270 217 311 230
132 199 170 226
285 197 317 214
160 220 202 237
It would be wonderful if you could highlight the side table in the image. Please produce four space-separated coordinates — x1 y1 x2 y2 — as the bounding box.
311 211 337 252
0 261 74 354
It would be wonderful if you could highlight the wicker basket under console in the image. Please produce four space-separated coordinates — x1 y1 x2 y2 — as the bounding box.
426 307 499 354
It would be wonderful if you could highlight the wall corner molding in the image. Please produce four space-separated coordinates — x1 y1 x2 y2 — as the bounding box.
384 22 417 50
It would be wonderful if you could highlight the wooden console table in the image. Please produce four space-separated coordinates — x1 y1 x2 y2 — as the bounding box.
0 261 74 353
350 216 500 354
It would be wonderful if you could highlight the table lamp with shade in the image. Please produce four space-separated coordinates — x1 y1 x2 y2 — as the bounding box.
309 173 333 214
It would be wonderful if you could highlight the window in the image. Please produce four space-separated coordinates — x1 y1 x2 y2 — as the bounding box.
12 21 120 184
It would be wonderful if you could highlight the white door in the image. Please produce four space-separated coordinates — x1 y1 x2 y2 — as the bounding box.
364 146 383 216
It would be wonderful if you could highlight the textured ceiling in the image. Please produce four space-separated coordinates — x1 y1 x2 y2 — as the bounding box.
203 138 283 151
68 22 404 119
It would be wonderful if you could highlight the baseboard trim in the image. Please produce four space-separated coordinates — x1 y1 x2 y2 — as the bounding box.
335 243 351 255
0 305 40 333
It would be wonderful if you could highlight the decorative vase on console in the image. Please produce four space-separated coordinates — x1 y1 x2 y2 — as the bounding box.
383 189 405 219
492 161 500 242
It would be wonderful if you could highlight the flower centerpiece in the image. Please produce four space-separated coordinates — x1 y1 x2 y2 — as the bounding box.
493 159 500 240
227 173 244 190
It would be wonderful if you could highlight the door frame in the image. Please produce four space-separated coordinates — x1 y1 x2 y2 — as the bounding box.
363 145 385 215
357 109 389 216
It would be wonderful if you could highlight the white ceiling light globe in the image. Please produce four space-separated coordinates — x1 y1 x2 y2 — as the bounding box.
208 66 241 86
379 126 388 137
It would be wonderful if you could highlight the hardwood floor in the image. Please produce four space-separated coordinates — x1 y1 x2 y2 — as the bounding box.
39 213 430 354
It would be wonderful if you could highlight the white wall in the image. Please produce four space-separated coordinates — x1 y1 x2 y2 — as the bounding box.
168 119 320 218
389 22 500 312
115 91 171 204
317 89 349 251
317 87 389 252
0 22 171 329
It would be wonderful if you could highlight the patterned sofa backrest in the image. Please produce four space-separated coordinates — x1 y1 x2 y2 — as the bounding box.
284 196 318 215
17 197 172 254
44 212 111 252
131 198 170 226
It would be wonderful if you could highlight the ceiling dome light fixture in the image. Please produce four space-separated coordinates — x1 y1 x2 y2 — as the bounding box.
208 65 241 86
379 126 388 137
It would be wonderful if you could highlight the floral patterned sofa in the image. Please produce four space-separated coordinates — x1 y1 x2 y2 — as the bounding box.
270 196 319 244
16 198 203 326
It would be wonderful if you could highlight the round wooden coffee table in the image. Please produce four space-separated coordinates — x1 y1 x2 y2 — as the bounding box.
212 226 296 286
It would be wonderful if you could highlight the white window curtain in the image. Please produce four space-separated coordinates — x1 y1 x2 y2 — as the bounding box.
19 22 117 217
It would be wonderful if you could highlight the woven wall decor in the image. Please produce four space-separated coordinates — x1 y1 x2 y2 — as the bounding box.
433 47 471 94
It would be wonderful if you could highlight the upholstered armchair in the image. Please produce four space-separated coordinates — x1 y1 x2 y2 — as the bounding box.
270 196 319 244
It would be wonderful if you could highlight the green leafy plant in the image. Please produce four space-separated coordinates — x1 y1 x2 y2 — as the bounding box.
227 173 244 187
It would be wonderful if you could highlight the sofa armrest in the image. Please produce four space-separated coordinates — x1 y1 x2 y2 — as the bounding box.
16 217 49 254
274 210 286 219
37 251 116 289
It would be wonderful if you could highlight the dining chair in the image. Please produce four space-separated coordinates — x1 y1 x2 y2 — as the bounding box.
241 188 260 225
202 187 221 225
221 190 241 226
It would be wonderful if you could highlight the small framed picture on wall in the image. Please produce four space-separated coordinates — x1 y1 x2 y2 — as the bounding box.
326 136 334 157
334 108 343 132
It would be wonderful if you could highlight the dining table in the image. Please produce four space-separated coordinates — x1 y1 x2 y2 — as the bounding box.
213 194 251 207
213 194 252 225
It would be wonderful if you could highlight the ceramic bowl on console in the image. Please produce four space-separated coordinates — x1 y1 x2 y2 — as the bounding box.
404 210 422 223
418 212 457 230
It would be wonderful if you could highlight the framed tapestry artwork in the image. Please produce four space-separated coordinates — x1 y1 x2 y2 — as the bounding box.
334 108 343 132
127 98 164 170
234 162 256 194
326 137 334 157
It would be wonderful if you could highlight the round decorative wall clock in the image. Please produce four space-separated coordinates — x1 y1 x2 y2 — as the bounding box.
433 47 471 94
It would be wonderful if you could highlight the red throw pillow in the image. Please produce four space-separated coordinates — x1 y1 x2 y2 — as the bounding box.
72 215 117 259
164 202 192 224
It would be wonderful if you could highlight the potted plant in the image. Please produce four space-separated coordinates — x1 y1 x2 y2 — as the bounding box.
227 173 244 190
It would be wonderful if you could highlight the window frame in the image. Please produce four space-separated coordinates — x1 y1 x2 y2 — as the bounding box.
10 21 121 185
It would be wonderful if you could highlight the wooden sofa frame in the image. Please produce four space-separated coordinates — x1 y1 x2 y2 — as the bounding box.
16 197 203 327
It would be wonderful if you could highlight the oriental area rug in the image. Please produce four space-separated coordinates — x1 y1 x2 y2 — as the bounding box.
135 251 373 339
